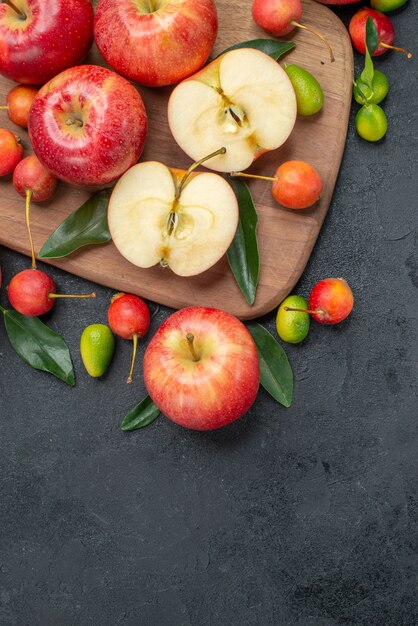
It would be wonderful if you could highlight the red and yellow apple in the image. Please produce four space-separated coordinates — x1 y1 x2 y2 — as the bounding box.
0 0 94 85
168 48 297 173
143 306 260 430
28 65 148 188
107 158 238 276
94 0 218 87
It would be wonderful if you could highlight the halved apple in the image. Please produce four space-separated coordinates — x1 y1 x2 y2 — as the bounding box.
168 48 297 173
107 160 239 277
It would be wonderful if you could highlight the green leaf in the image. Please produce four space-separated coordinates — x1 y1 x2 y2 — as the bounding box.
120 395 161 431
3 310 75 386
39 189 112 259
365 16 378 56
247 323 293 408
226 177 260 305
219 39 295 61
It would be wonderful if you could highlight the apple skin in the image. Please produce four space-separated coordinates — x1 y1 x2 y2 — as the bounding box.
252 0 302 36
28 65 148 188
94 0 218 87
143 307 260 431
0 0 94 85
349 8 394 56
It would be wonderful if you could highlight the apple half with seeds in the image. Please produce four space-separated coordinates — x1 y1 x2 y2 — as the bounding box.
107 156 239 277
168 48 297 173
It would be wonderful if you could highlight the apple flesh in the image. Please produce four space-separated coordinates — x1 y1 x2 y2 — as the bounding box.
94 0 218 88
107 160 239 276
28 65 148 188
143 306 260 430
168 48 297 173
0 0 94 85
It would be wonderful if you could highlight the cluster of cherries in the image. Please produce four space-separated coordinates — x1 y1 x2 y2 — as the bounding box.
0 85 151 384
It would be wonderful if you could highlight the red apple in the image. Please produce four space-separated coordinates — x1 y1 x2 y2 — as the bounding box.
13 155 57 202
0 0 94 85
308 278 354 324
143 306 260 431
2 85 38 128
349 8 394 56
28 65 148 188
94 0 218 87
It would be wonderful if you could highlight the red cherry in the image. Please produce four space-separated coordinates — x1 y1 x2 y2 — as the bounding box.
308 278 354 324
108 293 151 383
0 128 23 176
272 160 323 209
349 8 412 58
8 269 56 316
1 85 39 128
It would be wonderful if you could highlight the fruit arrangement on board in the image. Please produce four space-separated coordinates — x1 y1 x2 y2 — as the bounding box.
0 0 411 431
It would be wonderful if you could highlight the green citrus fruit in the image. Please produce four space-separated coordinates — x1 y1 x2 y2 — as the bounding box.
355 104 388 142
276 295 310 344
284 64 324 116
371 0 408 12
80 324 115 377
353 70 389 105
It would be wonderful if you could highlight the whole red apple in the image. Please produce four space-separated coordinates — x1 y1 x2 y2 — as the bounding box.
349 8 394 56
143 306 260 431
0 0 94 85
94 0 218 87
28 65 148 188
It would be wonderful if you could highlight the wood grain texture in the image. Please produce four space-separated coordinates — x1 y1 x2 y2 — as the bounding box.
0 0 353 320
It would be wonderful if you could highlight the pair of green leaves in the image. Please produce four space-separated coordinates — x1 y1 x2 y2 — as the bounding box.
121 323 294 431
0 306 75 386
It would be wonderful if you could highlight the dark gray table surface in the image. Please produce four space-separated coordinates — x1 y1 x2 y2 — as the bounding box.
1 4 417 625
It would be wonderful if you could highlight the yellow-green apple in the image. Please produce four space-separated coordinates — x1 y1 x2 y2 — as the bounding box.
0 128 23 176
143 306 260 430
0 0 94 85
28 65 148 188
168 48 297 173
107 154 238 276
94 0 218 88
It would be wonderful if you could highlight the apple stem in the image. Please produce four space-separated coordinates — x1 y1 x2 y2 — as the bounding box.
48 292 96 299
1 0 26 19
65 118 83 128
0 105 9 110
291 21 335 63
380 42 412 59
284 306 322 315
176 147 227 199
230 171 278 183
127 333 138 384
186 333 199 362
24 189 37 270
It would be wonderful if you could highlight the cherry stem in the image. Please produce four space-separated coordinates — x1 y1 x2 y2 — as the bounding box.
0 304 6 314
25 190 36 270
380 42 412 59
284 306 322 315
1 0 26 18
230 171 278 183
186 333 199 362
291 20 335 63
0 105 9 110
127 333 138 384
48 292 96 299
176 147 227 199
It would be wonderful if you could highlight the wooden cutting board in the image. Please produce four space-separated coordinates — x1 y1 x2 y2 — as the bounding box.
0 0 353 320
